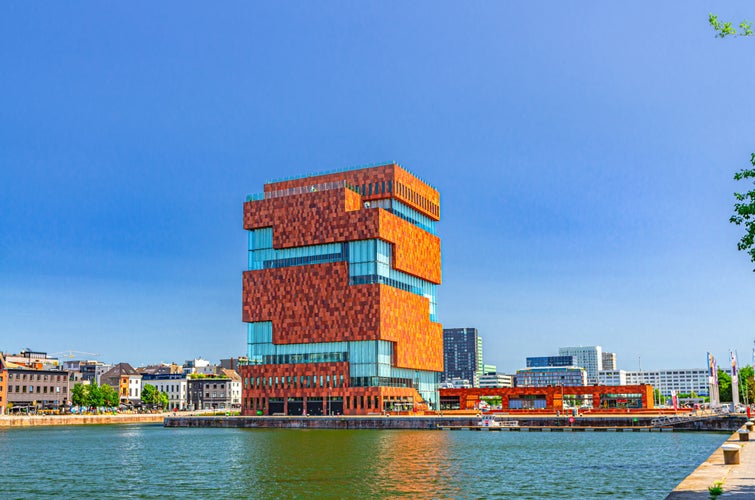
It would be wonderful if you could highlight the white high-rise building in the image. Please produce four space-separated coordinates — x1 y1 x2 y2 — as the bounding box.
558 346 603 384
598 369 709 397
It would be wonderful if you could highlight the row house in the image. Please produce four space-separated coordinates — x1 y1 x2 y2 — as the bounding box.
187 372 241 411
141 373 188 410
100 363 142 405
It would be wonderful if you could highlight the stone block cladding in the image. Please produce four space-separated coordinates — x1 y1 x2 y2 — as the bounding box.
241 163 442 415
244 186 441 284
242 263 442 371
264 163 440 221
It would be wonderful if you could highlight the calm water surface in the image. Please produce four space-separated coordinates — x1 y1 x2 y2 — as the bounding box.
0 424 726 499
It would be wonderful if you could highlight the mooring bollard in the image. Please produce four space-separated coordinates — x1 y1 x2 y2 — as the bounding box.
738 429 750 442
746 421 754 432
722 444 741 465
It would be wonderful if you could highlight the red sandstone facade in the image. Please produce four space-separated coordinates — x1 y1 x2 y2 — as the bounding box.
240 163 442 416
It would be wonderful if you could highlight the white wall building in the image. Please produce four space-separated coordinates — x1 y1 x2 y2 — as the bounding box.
142 374 188 410
598 370 626 386
183 358 214 376
128 376 142 400
478 372 514 388
558 346 603 384
219 369 242 407
599 368 709 396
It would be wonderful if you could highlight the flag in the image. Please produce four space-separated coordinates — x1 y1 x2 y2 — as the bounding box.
707 352 715 384
731 351 738 378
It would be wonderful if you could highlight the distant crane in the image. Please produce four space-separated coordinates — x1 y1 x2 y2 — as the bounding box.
50 350 101 359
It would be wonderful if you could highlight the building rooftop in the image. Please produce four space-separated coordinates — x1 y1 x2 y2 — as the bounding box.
265 161 436 190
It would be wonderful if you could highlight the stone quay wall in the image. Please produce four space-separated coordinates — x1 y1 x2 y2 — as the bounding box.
164 414 746 431
0 414 166 427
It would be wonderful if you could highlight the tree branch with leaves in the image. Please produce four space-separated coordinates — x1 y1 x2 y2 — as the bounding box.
709 14 753 38
730 154 755 271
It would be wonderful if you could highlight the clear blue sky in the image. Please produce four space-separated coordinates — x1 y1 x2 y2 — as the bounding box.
2 2 754 372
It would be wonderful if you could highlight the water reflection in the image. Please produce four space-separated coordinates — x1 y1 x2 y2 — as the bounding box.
0 425 728 499
224 429 460 498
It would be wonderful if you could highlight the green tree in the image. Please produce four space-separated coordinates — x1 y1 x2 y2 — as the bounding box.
141 384 158 405
710 16 755 268
653 388 664 404
730 154 755 270
158 391 169 410
709 14 753 38
735 365 755 404
100 384 120 407
718 369 733 402
71 383 87 406
86 381 104 408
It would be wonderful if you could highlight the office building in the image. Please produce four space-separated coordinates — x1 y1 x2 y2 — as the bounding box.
515 367 587 387
479 372 514 388
183 358 215 376
4 349 59 369
558 346 603 384
240 163 442 415
1 353 70 412
599 369 709 396
602 352 617 371
443 328 482 387
526 355 575 368
63 360 110 383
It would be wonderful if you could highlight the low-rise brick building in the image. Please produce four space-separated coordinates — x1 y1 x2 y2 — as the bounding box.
4 368 70 412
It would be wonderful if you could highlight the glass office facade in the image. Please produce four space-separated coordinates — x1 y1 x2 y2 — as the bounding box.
526 356 576 368
515 367 587 387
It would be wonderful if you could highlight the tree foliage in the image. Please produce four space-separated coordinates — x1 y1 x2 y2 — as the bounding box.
730 154 755 270
718 369 732 402
141 384 158 405
739 365 755 403
86 381 104 408
709 14 753 38
100 384 120 407
71 381 120 408
71 383 87 406
157 391 169 409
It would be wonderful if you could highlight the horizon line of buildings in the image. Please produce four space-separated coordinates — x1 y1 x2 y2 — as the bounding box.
442 338 715 398
1 163 735 417
0 349 246 414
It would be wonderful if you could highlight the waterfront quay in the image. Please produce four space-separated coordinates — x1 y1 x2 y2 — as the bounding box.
667 422 755 499
0 413 166 427
165 413 746 432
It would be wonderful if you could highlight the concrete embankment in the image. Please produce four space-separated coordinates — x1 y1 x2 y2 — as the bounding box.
666 423 755 499
0 414 166 427
164 414 745 431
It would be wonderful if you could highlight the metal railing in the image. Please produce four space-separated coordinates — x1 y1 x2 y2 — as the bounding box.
246 180 358 202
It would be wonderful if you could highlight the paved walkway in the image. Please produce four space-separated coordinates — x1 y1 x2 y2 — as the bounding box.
667 425 755 499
